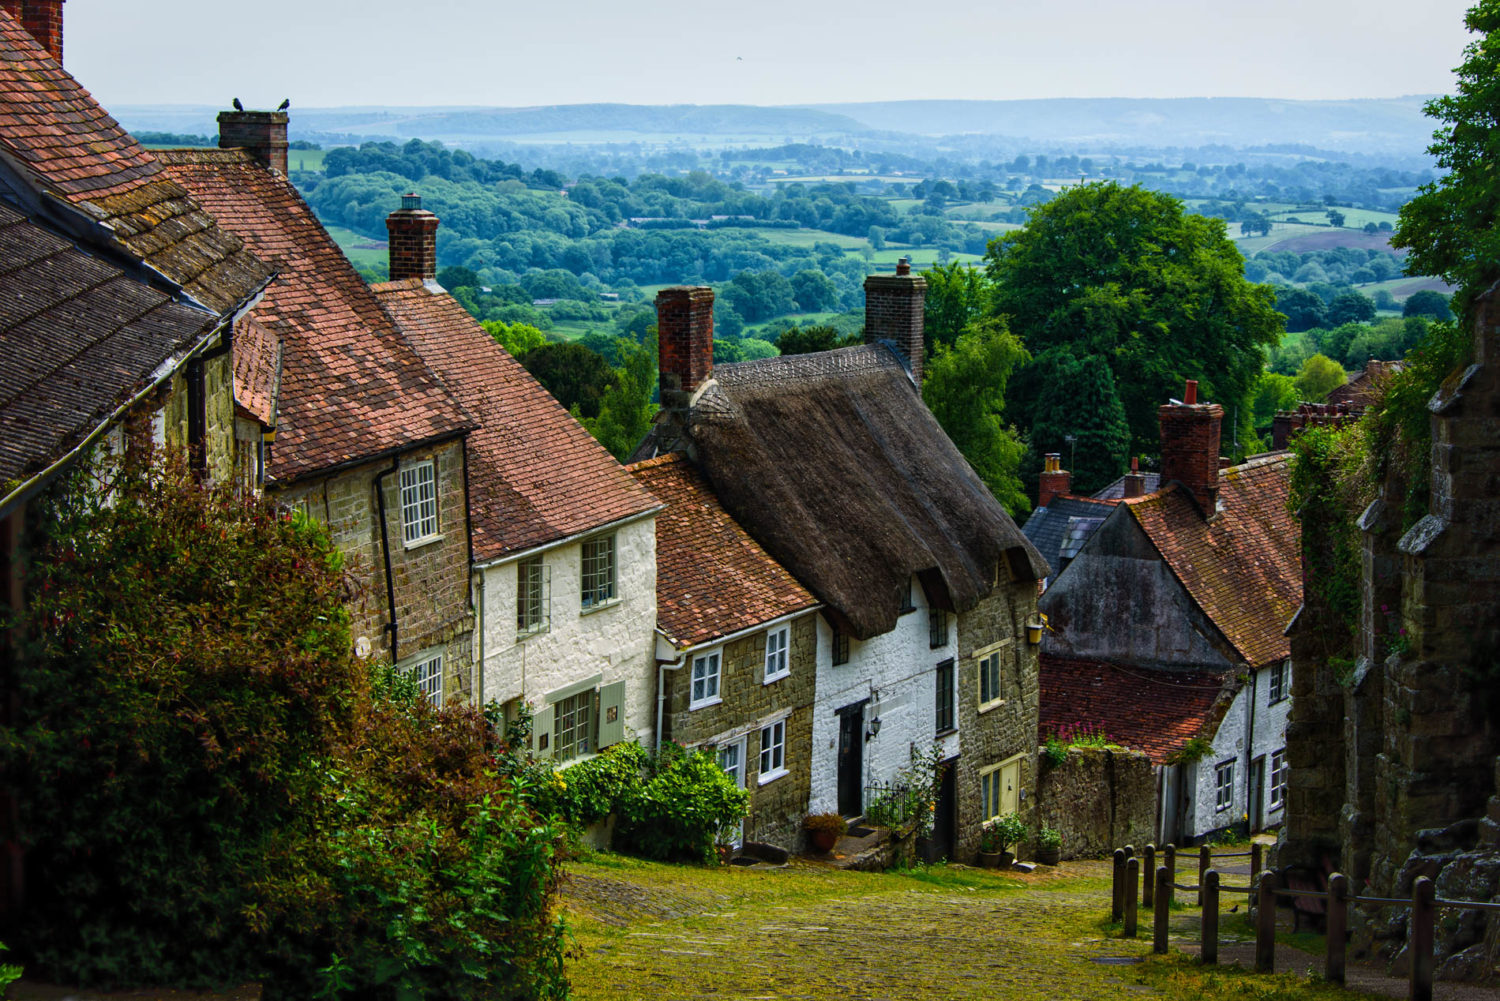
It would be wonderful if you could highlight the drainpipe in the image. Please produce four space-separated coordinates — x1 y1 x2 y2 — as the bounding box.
655 653 685 754
374 459 400 663
1245 663 1257 832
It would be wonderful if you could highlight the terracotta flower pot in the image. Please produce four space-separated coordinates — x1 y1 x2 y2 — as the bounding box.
810 829 839 853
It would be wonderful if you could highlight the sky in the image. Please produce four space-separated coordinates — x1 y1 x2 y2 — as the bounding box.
66 0 1477 110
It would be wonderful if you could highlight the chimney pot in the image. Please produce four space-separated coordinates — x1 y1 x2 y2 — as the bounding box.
1038 453 1072 509
1184 379 1198 406
386 195 440 281
1123 456 1146 499
402 192 422 211
656 286 715 409
218 106 289 175
896 257 911 276
864 264 927 384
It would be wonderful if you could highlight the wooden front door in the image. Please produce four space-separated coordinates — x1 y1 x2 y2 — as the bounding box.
927 756 958 862
998 755 1022 817
837 702 867 817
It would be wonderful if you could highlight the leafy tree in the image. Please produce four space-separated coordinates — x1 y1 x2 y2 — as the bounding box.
1240 213 1272 236
585 334 660 460
1373 289 1400 311
867 225 886 250
790 269 841 312
776 324 848 356
921 317 1030 515
1251 371 1300 429
1394 0 1500 319
922 261 989 352
1028 351 1131 495
1326 209 1346 228
480 319 549 358
985 181 1282 453
436 265 482 290
1327 291 1376 326
521 341 616 418
1403 289 1454 320
1277 287 1329 332
1294 353 1349 401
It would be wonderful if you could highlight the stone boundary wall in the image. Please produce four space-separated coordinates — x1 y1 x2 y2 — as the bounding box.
1036 746 1155 859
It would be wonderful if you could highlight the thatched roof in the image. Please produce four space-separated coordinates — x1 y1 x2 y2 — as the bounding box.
637 344 1048 640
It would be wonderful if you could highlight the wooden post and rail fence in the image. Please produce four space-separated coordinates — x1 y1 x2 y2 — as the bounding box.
1110 842 1497 1001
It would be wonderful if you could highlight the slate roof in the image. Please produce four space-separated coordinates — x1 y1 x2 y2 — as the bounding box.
372 277 659 560
1039 654 1233 765
231 314 280 426
1095 471 1162 500
640 344 1048 639
157 150 472 481
628 453 818 649
0 200 217 488
1020 494 1119 585
1125 453 1299 669
0 13 270 313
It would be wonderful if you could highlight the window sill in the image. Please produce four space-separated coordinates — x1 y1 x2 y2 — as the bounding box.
689 696 723 712
978 698 1006 715
762 669 790 686
580 597 620 616
758 767 788 786
935 727 958 739
403 533 444 551
516 626 551 642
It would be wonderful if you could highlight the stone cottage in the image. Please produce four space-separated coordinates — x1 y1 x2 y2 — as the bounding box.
629 453 821 849
632 265 1047 861
1038 382 1300 843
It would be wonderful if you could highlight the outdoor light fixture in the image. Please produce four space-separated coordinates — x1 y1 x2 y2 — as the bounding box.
866 716 882 741
1026 615 1046 645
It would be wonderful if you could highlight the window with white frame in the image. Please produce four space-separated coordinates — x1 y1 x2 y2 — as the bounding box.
763 626 790 682
580 534 617 609
935 658 956 734
517 556 550 636
1269 660 1289 703
399 460 439 545
718 740 745 788
406 652 443 707
1214 760 1235 811
554 689 594 761
690 650 721 708
1270 749 1287 808
980 766 1003 821
978 651 1003 708
758 717 787 782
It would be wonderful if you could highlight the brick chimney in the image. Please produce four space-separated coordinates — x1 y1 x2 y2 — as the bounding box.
1038 453 1072 509
3 1 63 63
656 286 715 409
1158 379 1224 517
1122 456 1146 499
218 107 289 175
386 193 440 281
864 256 927 384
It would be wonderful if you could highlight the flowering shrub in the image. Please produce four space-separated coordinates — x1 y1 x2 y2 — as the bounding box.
613 743 749 864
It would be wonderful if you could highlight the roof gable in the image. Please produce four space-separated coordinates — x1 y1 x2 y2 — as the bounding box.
372 277 659 559
629 453 817 649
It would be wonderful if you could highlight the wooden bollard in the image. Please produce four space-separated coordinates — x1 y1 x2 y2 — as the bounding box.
1142 844 1156 908
1326 872 1348 986
1124 857 1139 938
1250 842 1263 906
1112 848 1126 922
1255 870 1277 974
1163 843 1177 909
1411 875 1435 1001
1201 869 1220 965
1154 866 1170 954
1198 844 1210 905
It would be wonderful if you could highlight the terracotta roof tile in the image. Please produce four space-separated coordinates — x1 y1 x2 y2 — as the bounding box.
372 278 659 559
0 201 217 486
232 314 280 426
0 14 270 312
1039 653 1233 764
1127 453 1300 668
157 151 472 481
628 453 818 648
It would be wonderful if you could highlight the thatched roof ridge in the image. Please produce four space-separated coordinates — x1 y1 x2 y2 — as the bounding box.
680 343 1048 639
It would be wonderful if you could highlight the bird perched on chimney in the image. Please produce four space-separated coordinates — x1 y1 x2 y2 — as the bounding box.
278 98 290 111
232 97 244 111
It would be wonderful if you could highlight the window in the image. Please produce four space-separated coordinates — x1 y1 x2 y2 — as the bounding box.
979 651 1003 707
935 658 956 734
899 578 916 613
690 650 721 708
1269 661 1289 703
399 460 439 545
929 609 948 649
517 556 550 636
581 534 617 609
406 652 443 707
1214 760 1235 811
981 768 1002 821
831 628 850 666
554 689 594 761
763 626 790 682
1269 749 1287 808
758 717 787 782
718 740 745 788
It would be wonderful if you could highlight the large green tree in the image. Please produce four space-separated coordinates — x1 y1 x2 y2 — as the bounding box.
1029 351 1131 495
922 261 990 353
985 182 1283 453
1394 0 1500 318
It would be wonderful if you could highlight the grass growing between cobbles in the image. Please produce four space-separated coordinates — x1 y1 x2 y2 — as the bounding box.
559 855 1392 1001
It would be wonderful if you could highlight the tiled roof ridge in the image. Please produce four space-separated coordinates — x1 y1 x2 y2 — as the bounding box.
623 452 687 473
715 342 902 389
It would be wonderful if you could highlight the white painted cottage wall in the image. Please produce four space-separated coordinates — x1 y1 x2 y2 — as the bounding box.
478 516 658 748
1186 662 1294 838
808 577 959 816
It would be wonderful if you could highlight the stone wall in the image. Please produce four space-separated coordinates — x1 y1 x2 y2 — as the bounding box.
1037 747 1155 858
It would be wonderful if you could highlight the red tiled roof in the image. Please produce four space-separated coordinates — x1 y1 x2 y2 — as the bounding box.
1040 654 1233 764
1126 453 1299 669
158 151 473 481
232 314 280 426
372 278 660 560
628 453 818 648
0 13 270 313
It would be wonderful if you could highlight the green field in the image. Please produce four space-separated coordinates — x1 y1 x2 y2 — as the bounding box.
324 224 388 269
723 227 866 250
288 147 329 172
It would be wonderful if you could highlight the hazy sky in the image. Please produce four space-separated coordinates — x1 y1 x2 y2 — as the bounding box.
67 0 1476 109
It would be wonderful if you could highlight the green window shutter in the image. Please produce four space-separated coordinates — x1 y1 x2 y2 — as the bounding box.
597 680 626 748
532 703 555 760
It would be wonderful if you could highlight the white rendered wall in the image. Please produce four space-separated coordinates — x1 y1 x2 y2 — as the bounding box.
808 578 959 816
1186 662 1294 838
478 516 658 747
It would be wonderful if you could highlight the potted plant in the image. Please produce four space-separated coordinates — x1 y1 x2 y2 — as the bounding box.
804 812 847 853
1035 825 1062 866
978 813 1028 868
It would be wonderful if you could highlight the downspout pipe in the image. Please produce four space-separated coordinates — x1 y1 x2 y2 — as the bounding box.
655 651 686 754
374 458 400 664
1245 663 1257 832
